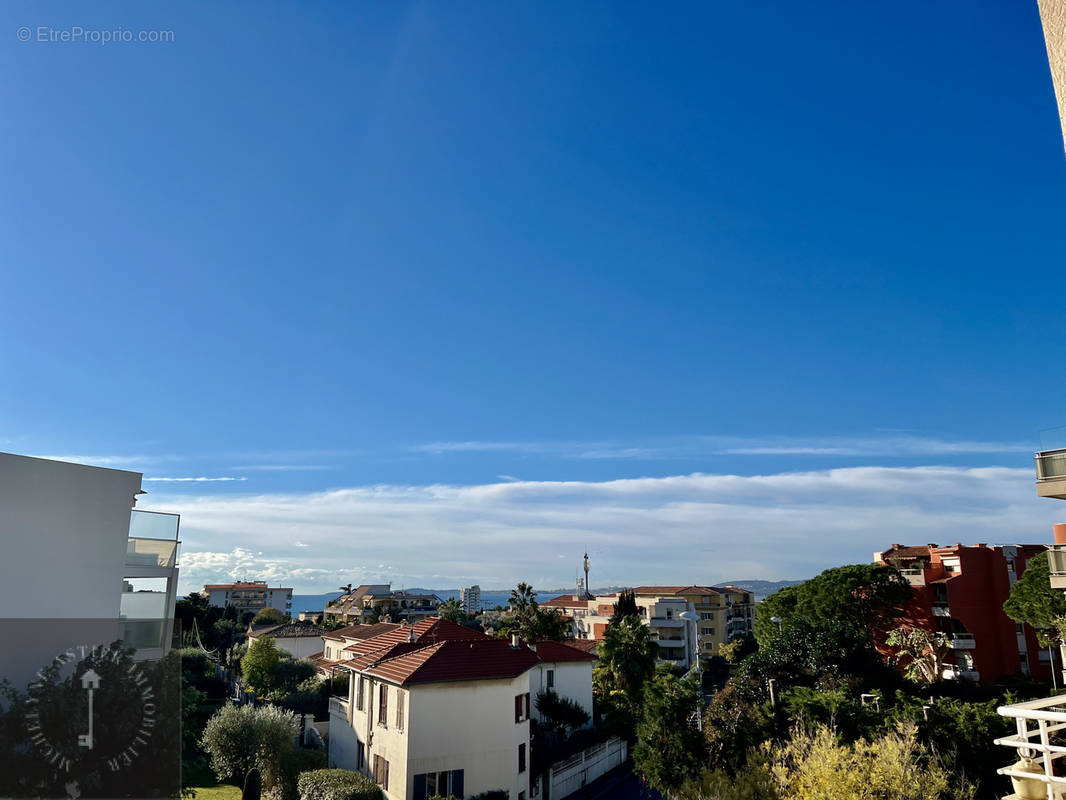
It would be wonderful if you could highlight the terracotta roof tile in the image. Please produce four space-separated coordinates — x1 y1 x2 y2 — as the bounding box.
364 639 540 686
534 641 598 662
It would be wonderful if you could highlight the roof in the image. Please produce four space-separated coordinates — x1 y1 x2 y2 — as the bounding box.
534 640 598 663
878 545 934 561
542 594 595 608
362 639 541 686
565 639 601 654
322 622 400 642
332 617 486 655
249 622 323 639
203 582 293 591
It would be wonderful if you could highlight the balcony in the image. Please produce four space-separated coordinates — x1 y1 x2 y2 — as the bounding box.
126 537 178 569
129 509 180 540
1035 430 1066 498
994 695 1066 797
649 617 684 627
932 602 951 617
1049 546 1066 590
898 567 926 587
946 633 976 649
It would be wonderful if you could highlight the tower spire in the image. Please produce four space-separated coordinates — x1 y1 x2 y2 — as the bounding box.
583 551 590 599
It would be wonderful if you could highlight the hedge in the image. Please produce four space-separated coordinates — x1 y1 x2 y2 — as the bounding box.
297 769 383 800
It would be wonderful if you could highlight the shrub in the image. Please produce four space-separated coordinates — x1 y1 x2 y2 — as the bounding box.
200 703 300 789
269 749 328 800
297 769 382 800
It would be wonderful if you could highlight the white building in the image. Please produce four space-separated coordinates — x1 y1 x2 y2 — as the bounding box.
328 618 597 800
202 580 293 617
543 584 756 670
459 585 481 614
247 621 325 659
0 452 181 685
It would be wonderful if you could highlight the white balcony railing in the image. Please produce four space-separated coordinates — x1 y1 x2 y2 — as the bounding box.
1035 448 1066 482
995 694 1066 799
932 603 951 617
946 633 976 649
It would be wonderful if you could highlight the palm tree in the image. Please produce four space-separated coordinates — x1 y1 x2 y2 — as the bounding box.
439 597 465 623
509 582 537 613
339 583 353 595
596 615 659 700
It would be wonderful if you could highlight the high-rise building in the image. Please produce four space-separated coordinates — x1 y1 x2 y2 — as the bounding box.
459 584 481 613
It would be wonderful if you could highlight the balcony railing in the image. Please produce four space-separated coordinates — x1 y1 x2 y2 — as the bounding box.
946 633 976 649
126 537 178 569
129 509 180 540
1036 449 1066 481
119 619 167 650
995 694 1066 798
932 602 951 617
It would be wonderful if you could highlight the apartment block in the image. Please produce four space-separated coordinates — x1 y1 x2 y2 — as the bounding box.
328 617 596 800
459 584 482 614
874 542 1052 683
0 452 180 685
324 584 441 623
202 580 293 617
542 584 755 669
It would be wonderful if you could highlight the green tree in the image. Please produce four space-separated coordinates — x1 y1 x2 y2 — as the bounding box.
1004 550 1066 647
885 626 951 684
610 589 640 622
535 689 591 739
438 597 466 623
200 703 300 795
252 608 287 626
633 673 706 795
594 614 659 739
754 564 910 647
509 581 537 613
242 638 281 694
702 682 773 776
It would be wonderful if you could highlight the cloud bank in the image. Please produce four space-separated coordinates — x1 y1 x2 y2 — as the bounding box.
159 465 1061 595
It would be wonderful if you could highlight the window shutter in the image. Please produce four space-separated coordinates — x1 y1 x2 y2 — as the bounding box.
515 694 521 723
451 769 464 798
413 774 427 800
383 759 390 791
524 693 531 719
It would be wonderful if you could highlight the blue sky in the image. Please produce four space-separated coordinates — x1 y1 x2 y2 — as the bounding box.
2 2 1065 593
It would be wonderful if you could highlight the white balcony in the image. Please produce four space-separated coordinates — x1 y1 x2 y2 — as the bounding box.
1049 546 1066 591
946 633 976 650
995 694 1066 799
655 638 685 647
932 603 951 617
650 617 685 627
1036 447 1066 500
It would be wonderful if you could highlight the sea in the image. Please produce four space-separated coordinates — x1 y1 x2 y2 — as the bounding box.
290 585 778 616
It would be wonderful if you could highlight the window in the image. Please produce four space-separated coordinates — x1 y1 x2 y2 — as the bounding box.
515 692 530 723
518 743 526 773
356 741 364 770
356 677 366 711
378 684 388 727
414 770 464 800
700 612 714 620
396 688 405 731
372 755 389 790
546 669 554 689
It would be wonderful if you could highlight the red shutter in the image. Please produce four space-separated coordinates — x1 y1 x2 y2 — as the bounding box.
515 694 521 723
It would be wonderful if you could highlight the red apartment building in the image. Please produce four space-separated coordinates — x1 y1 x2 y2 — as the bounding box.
874 542 1053 683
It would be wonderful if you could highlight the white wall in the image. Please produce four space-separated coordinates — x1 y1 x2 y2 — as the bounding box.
531 661 594 724
0 453 145 687
262 634 322 660
407 675 531 800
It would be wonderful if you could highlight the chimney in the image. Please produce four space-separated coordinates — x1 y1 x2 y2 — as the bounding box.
511 633 521 649
408 628 416 643
1054 524 1066 545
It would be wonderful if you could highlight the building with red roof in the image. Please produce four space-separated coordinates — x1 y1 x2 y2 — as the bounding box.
874 542 1053 683
327 618 596 800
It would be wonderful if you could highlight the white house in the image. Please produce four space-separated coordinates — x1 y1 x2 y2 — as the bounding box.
247 621 325 659
0 452 181 686
328 618 597 800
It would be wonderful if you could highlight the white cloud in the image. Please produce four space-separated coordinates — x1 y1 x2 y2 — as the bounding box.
155 465 1060 595
408 435 1030 460
145 476 247 482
